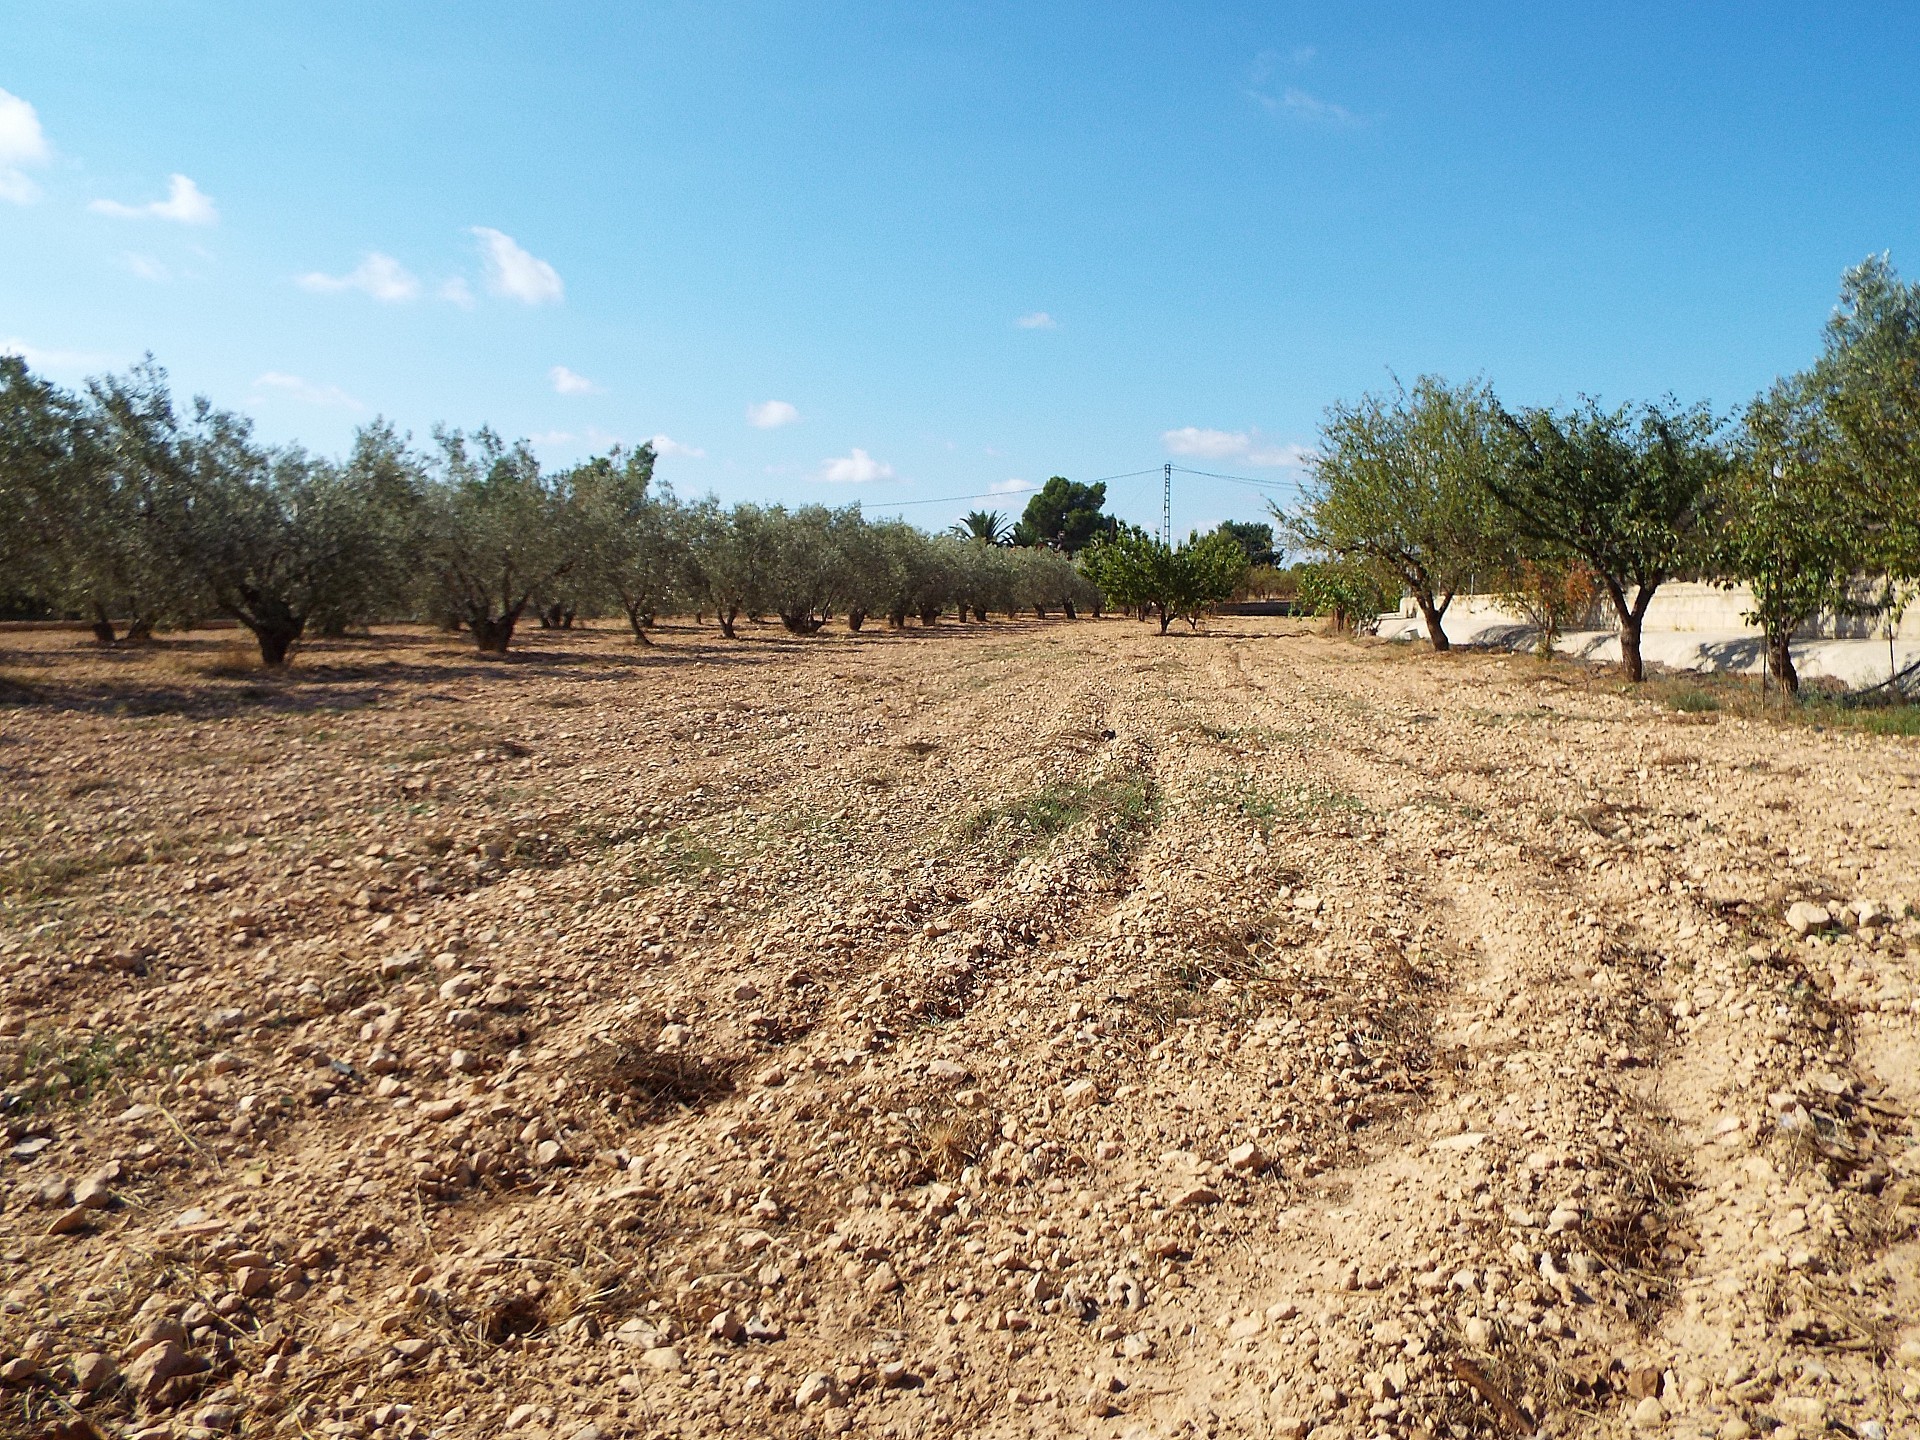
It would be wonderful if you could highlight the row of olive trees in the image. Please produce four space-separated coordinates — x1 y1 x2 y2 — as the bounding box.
1284 256 1920 692
0 358 1115 664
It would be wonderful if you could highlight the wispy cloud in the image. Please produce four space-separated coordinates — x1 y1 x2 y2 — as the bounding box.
122 253 171 283
1161 426 1310 468
438 276 475 308
1247 44 1362 128
549 365 598 395
649 434 705 459
472 227 563 305
746 399 800 429
297 252 421 303
0 337 113 374
989 478 1032 494
253 372 363 409
1262 87 1359 125
90 173 218 224
818 448 895 483
0 89 51 205
1015 311 1057 330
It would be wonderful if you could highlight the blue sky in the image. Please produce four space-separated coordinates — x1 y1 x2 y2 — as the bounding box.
5 2 1919 537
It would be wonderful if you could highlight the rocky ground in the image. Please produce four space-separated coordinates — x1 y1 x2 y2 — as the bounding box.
0 617 1916 1440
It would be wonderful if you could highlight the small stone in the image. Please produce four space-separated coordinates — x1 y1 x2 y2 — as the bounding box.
640 1346 683 1372
393 1338 434 1360
564 1426 603 1440
1062 1078 1099 1109
233 1267 271 1299
1172 1183 1221 1209
46 1205 92 1237
123 1340 208 1399
438 973 481 1001
417 1098 462 1121
795 1371 845 1409
1785 901 1832 936
0 1356 37 1383
1775 1398 1827 1429
866 1263 902 1294
72 1351 117 1392
1631 1395 1666 1428
927 1059 971 1083
1463 1316 1491 1347
1226 1141 1268 1173
72 1173 116 1209
707 1309 743 1342
1718 1420 1753 1440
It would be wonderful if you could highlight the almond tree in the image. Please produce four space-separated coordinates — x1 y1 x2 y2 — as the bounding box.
1280 376 1509 651
1491 398 1726 682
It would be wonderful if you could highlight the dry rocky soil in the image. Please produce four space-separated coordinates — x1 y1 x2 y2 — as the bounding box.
0 617 1917 1440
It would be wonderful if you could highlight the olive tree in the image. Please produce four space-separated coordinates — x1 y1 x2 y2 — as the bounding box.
423 428 575 653
568 444 692 644
1491 399 1726 682
1280 376 1509 652
0 356 83 622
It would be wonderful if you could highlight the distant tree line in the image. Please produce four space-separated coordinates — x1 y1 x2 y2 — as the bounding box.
1280 256 1920 692
0 359 1258 663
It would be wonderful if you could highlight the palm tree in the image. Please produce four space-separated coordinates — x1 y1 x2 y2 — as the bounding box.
949 509 1010 544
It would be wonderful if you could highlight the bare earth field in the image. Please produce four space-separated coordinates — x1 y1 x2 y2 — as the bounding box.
1 617 1917 1440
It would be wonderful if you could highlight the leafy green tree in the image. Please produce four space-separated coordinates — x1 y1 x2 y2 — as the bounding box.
0 356 86 624
309 420 429 635
1716 377 1872 695
1013 477 1111 553
567 444 689 644
1819 254 1920 579
423 428 576 653
949 510 1011 545
1215 520 1279 570
1280 376 1509 652
68 361 204 641
688 502 776 639
1294 560 1393 631
1080 526 1248 633
1491 398 1726 682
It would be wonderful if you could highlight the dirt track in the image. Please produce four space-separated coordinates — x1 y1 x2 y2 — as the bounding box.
1 618 1917 1440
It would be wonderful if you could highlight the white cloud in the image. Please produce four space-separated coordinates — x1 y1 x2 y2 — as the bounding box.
746 399 800 429
1015 311 1057 330
818 448 895 483
530 429 577 448
123 253 171 282
252 371 363 409
297 252 420 303
989 478 1031 494
438 276 475 308
0 89 51 205
90 173 218 224
1161 427 1310 468
649 434 706 459
549 365 599 395
471 226 563 305
0 337 113 374
1249 86 1360 126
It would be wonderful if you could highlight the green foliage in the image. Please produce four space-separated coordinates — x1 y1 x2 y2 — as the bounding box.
1079 526 1249 633
1292 561 1392 628
1280 375 1510 651
1215 520 1279 569
1013 476 1112 553
1492 397 1727 680
424 428 576 653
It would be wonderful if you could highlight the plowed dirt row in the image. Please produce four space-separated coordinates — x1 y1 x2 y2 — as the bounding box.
0 619 1915 1440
